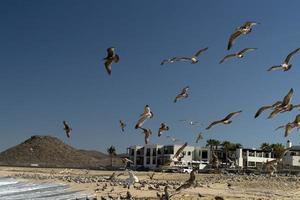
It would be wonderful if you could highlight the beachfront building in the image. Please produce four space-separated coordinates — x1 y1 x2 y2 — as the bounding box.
235 148 275 169
127 144 210 170
282 141 300 169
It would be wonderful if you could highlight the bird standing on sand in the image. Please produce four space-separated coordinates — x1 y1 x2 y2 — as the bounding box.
158 123 169 137
227 21 259 50
63 121 72 138
267 48 300 72
119 120 126 132
206 111 242 130
219 48 257 64
174 86 189 103
176 168 197 191
139 127 152 144
135 105 153 129
161 47 208 65
103 47 120 75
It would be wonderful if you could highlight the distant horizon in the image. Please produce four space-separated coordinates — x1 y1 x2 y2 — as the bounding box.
1 0 300 154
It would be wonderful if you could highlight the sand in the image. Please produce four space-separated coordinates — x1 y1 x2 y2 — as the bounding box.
1 166 300 199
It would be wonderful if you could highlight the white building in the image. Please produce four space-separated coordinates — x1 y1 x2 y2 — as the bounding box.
282 141 300 168
127 144 209 169
236 148 275 169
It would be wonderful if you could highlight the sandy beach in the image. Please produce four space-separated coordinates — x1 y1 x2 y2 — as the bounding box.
1 166 300 199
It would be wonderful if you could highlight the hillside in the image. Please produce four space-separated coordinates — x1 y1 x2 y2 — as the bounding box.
0 135 123 169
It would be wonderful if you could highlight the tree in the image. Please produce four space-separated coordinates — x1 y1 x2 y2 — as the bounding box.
221 141 232 166
271 143 285 158
107 145 117 168
206 139 221 150
260 143 272 152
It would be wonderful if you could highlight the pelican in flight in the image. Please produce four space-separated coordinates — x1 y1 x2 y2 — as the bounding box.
63 121 72 138
103 47 120 75
267 48 300 72
219 48 257 64
284 114 300 137
135 105 153 129
206 111 242 130
174 86 189 103
158 123 169 137
227 21 259 50
161 47 208 65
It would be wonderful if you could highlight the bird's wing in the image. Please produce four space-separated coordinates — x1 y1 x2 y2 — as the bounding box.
114 54 120 63
227 30 242 50
238 48 257 55
194 47 208 57
285 48 300 64
255 105 272 118
177 57 192 62
243 21 259 27
173 142 188 159
285 123 295 137
268 108 282 119
135 116 147 129
282 88 294 106
206 120 222 130
275 125 285 131
104 59 113 75
267 65 283 71
294 114 300 124
175 182 191 191
224 110 242 120
219 54 236 64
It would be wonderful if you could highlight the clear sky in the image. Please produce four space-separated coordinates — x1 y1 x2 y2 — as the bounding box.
1 0 300 153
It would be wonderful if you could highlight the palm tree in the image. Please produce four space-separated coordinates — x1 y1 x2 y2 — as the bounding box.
107 145 117 169
260 143 272 152
235 143 243 150
271 143 285 158
221 141 231 166
206 139 221 150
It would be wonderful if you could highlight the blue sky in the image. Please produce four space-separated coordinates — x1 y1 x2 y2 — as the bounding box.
1 0 300 153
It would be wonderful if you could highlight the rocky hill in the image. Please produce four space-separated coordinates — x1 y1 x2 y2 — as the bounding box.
0 135 123 169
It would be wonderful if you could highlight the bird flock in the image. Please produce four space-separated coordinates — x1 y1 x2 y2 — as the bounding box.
62 20 300 170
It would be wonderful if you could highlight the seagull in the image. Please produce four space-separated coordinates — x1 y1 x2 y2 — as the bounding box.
125 171 139 189
267 88 294 119
139 127 152 144
119 120 126 132
167 136 180 143
206 111 242 130
195 133 203 143
172 142 188 161
103 47 120 75
122 158 134 168
161 47 208 65
285 114 300 137
174 86 189 103
219 48 257 64
267 48 300 72
227 21 259 50
255 88 294 119
158 123 169 137
63 121 72 138
175 168 197 191
254 101 282 118
179 120 201 126
135 105 153 129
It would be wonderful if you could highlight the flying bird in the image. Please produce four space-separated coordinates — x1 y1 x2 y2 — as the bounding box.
227 21 259 50
103 47 120 75
158 123 169 137
174 86 189 103
176 168 197 191
167 136 180 143
161 47 208 65
195 133 203 143
139 127 152 144
254 101 282 118
285 114 300 137
135 105 153 129
219 48 257 64
63 121 72 138
267 48 300 72
173 142 188 161
119 120 126 132
206 111 242 130
125 171 139 189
